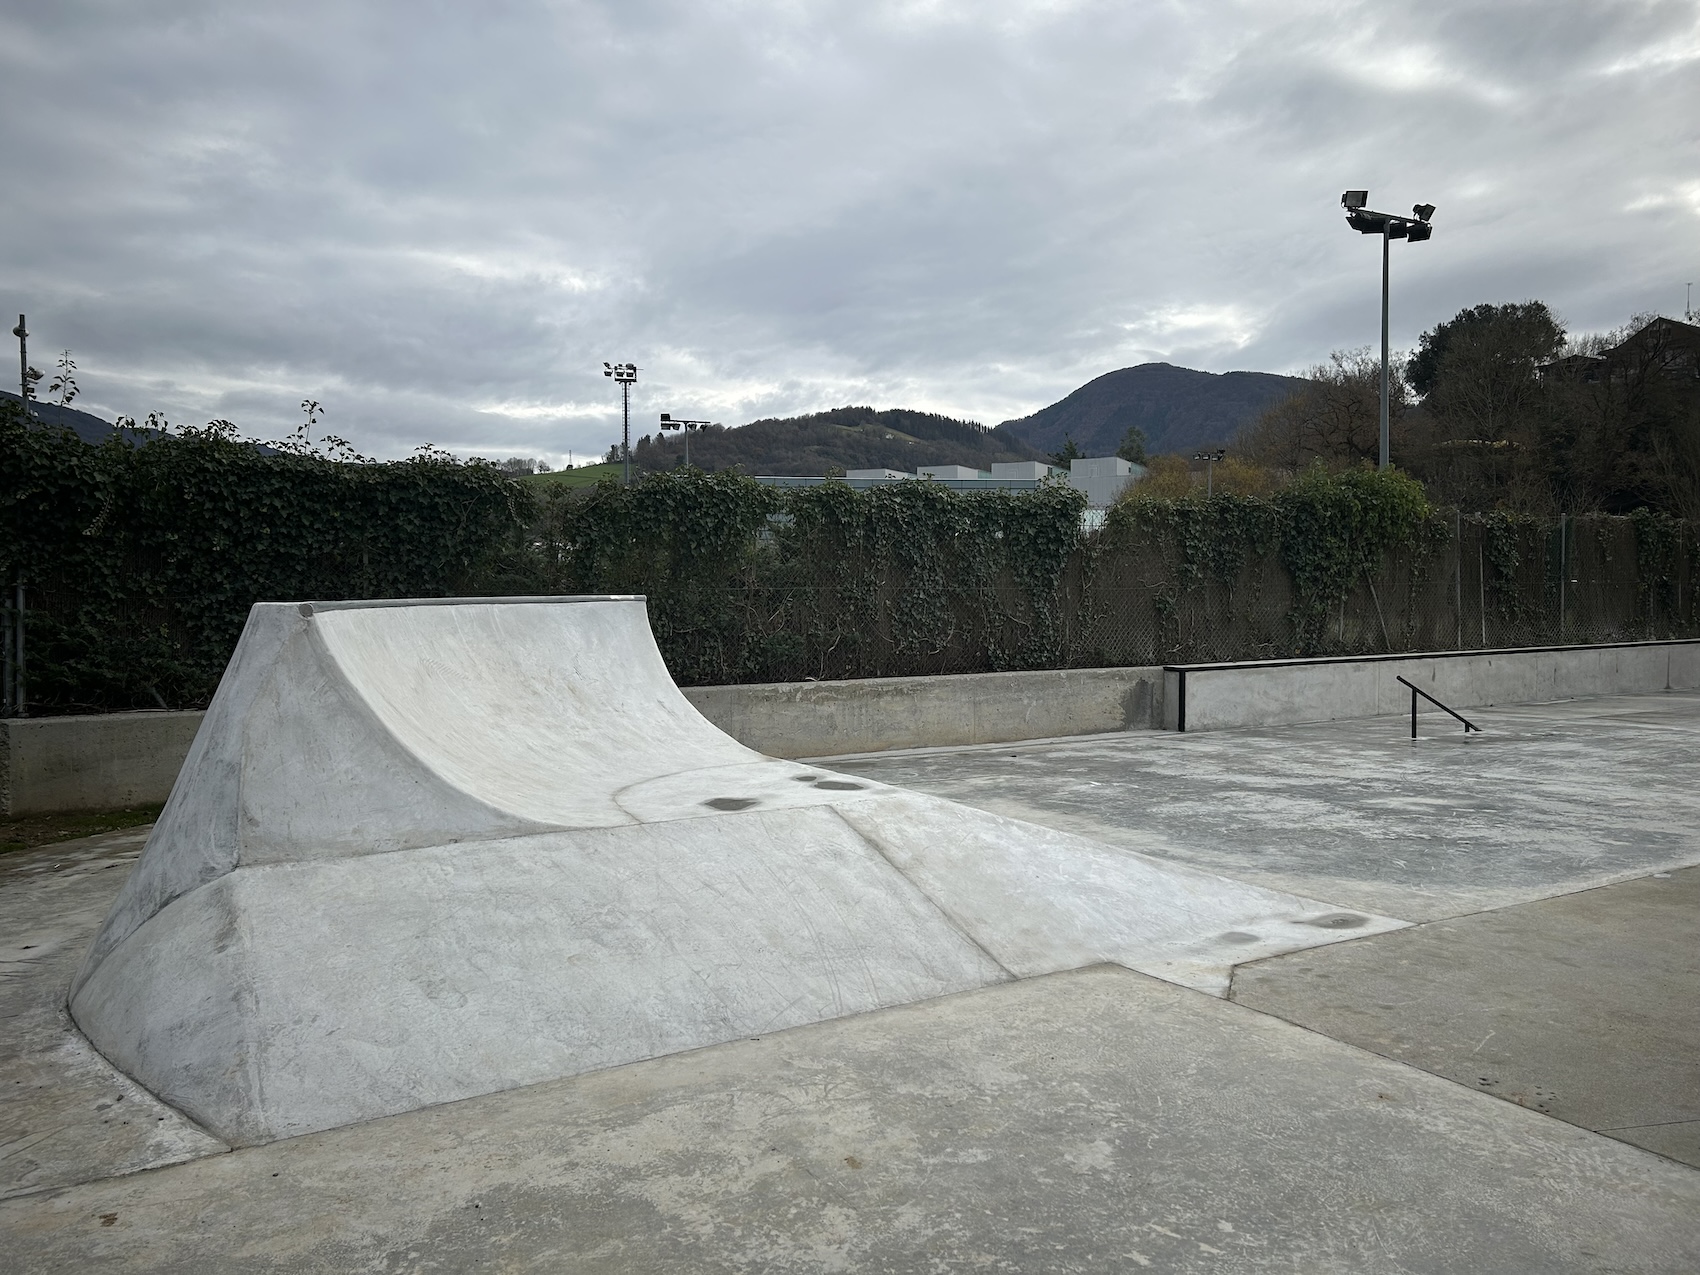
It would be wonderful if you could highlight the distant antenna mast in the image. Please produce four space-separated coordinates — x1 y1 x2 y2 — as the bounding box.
1687 282 1695 324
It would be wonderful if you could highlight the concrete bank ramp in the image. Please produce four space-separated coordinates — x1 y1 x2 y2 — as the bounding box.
70 598 1402 1145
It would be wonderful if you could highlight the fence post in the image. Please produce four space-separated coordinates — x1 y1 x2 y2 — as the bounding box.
2 591 12 717
1454 509 1462 649
1478 531 1487 648
12 575 23 717
1559 514 1567 642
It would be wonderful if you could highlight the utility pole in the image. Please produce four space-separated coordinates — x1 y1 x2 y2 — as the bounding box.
8 317 31 714
12 315 31 414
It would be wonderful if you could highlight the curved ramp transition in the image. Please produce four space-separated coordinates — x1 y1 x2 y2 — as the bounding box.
71 598 1402 1145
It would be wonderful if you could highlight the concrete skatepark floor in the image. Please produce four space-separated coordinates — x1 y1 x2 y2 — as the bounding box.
4 691 1699 1271
831 690 1700 921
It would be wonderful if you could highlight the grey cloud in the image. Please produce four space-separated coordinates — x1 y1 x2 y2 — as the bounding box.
1 0 1694 462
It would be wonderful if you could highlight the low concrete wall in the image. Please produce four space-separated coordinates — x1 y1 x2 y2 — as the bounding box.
683 666 1167 759
1163 640 1700 733
1 668 1167 813
0 712 207 816
25 642 1687 808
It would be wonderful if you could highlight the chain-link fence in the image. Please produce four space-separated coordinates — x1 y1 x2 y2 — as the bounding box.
12 509 1697 709
653 513 1700 685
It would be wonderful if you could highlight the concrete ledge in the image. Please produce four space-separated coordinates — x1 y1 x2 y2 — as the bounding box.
684 666 1166 759
1 712 207 816
1164 640 1700 732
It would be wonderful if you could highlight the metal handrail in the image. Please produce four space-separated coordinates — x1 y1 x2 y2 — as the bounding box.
1396 675 1479 738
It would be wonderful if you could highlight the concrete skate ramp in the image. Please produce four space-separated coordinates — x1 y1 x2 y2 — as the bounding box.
71 597 1401 1145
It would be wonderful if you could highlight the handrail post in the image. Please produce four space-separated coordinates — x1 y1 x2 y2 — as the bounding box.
1411 683 1417 739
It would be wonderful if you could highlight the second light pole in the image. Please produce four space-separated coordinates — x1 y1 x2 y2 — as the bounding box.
1193 448 1225 496
1341 191 1435 470
659 413 711 468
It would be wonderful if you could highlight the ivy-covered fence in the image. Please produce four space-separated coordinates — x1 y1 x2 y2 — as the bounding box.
5 402 1698 716
2 407 539 714
543 474 1086 685
532 463 1700 681
1069 493 1699 667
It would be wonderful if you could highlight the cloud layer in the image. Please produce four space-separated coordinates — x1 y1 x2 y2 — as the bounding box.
3 0 1696 461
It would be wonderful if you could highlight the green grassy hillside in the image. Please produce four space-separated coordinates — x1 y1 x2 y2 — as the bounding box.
519 463 625 490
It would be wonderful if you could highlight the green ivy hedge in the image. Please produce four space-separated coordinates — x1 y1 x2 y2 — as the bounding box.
6 403 1693 716
541 470 1087 684
1097 466 1446 649
1 402 537 712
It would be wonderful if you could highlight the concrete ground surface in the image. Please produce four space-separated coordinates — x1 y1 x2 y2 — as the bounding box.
830 691 1700 921
1234 865 1700 1167
5 966 1699 1274
1 828 228 1201
3 690 1698 1270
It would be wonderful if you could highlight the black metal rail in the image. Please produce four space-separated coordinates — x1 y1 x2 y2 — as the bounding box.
1396 675 1480 738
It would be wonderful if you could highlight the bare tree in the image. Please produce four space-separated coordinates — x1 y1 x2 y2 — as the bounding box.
1236 348 1404 471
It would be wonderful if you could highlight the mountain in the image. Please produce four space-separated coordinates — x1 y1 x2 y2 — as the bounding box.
0 391 146 444
632 405 1050 475
995 363 1308 458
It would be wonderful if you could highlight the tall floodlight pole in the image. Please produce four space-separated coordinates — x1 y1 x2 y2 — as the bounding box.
603 362 638 483
1341 192 1435 470
659 413 711 468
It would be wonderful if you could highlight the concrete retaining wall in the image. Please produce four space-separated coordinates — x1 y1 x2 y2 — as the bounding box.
0 712 206 816
15 641 1694 812
0 667 1167 812
683 666 1166 759
1163 640 1700 733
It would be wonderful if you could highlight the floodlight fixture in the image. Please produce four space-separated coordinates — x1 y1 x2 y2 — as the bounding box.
603 360 639 483
1340 193 1436 470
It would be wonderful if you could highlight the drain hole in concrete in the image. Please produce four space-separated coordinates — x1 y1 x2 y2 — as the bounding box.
1303 913 1367 929
704 797 760 811
813 780 866 791
1220 932 1260 945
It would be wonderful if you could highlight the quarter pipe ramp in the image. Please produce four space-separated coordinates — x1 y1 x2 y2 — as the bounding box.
71 597 1401 1144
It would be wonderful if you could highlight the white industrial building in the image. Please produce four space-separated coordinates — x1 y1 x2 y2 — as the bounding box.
781 457 1143 506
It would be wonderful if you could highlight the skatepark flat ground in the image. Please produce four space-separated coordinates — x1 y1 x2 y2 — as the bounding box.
4 691 1699 1271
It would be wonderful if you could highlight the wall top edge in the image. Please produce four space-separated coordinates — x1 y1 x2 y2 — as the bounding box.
1165 639 1700 675
682 665 1168 697
289 595 644 615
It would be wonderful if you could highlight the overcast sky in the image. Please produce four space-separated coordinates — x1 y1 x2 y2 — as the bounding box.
3 1 1696 463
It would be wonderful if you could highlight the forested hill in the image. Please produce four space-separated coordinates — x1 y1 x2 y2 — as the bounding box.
631 405 1049 475
998 363 1306 458
0 391 138 444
